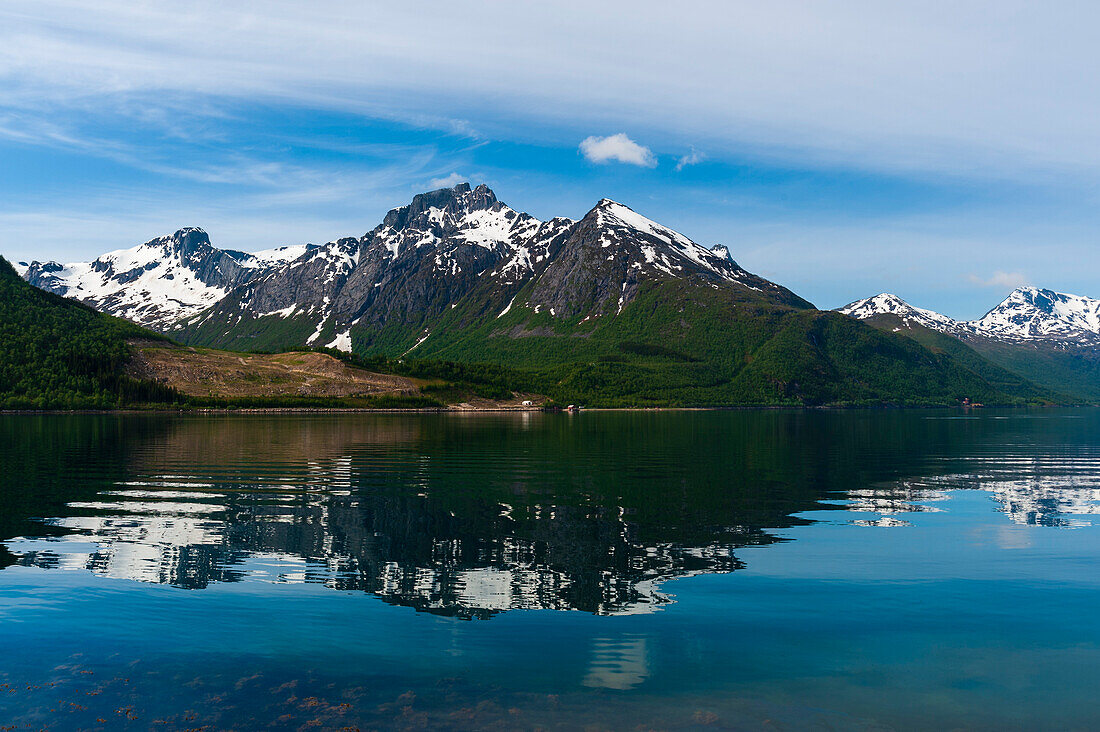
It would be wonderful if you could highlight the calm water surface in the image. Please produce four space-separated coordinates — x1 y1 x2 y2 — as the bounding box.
1 409 1099 730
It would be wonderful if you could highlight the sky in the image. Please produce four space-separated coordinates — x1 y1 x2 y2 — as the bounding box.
2 1 1099 317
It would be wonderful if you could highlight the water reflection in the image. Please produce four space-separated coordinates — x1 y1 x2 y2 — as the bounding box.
4 411 1100 617
2 415 775 617
7 481 751 616
846 473 1100 528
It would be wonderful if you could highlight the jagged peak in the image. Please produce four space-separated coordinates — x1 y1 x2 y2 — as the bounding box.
710 245 733 262
112 227 213 261
382 182 502 230
139 226 209 245
585 199 691 244
170 226 208 238
984 286 1090 313
589 198 645 221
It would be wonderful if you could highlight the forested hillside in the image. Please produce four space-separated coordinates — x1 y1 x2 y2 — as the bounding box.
0 257 179 409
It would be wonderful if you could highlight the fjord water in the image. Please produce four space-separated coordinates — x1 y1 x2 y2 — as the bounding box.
1 411 1100 729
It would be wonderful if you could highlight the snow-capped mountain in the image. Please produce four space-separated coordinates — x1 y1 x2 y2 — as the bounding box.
19 228 316 330
175 183 805 352
839 288 1100 347
972 287 1100 345
838 293 961 333
519 199 802 320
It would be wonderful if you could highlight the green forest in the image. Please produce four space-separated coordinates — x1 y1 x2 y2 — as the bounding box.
0 257 181 409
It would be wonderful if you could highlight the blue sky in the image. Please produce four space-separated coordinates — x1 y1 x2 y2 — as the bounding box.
2 1 1100 317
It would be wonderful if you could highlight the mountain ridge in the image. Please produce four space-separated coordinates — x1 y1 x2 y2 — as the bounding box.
19 227 315 330
171 183 812 358
839 290 1100 401
840 288 1100 348
11 182 1076 407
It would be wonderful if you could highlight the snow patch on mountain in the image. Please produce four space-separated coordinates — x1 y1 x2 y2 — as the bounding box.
246 243 318 267
595 200 734 279
326 329 352 352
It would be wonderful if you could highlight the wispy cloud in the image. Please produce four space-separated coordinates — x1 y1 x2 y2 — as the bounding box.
675 148 705 171
426 172 466 189
579 134 656 167
5 2 1100 179
968 271 1030 289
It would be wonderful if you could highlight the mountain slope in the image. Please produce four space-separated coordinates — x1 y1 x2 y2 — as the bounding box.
383 284 1035 406
168 185 1039 406
175 187 812 355
19 228 312 330
857 313 1058 401
839 291 1100 401
0 257 178 409
20 183 1055 407
963 337 1100 402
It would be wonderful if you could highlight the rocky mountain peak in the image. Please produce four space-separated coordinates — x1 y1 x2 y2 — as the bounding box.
709 245 733 262
576 198 754 282
588 198 644 223
159 227 214 261
381 182 500 230
18 226 299 331
997 286 1052 310
973 286 1100 344
842 293 914 317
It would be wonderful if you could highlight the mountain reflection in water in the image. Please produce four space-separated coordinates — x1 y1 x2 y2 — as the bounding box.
4 410 1100 618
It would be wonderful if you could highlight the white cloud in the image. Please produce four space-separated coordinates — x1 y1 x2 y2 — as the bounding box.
968 271 1030 289
579 134 656 167
675 148 705 171
427 172 466 188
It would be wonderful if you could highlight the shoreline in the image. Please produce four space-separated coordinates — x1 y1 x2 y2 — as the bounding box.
0 403 1081 416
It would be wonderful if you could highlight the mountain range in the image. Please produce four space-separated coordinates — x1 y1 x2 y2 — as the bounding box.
18 228 313 331
11 182 1100 406
840 289 1100 347
839 290 1100 400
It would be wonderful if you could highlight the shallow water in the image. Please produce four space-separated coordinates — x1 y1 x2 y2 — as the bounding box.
1 409 1099 730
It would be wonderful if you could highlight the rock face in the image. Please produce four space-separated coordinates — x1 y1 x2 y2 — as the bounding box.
19 228 313 330
839 289 1100 347
523 200 807 319
174 183 807 352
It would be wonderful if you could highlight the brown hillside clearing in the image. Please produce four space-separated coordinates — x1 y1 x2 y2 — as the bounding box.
128 346 419 399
